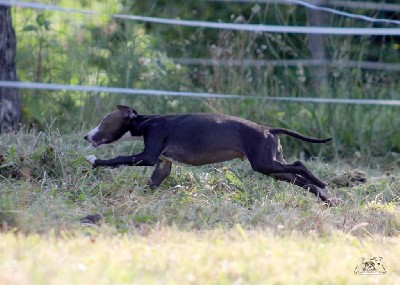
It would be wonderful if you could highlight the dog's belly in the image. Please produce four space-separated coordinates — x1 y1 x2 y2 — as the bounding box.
161 149 246 166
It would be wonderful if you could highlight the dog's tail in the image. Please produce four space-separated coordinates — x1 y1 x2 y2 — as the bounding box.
270 128 332 143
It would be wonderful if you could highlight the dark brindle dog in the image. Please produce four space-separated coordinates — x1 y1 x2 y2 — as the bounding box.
85 105 338 205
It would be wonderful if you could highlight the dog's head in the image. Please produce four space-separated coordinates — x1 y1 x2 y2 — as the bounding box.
84 105 138 147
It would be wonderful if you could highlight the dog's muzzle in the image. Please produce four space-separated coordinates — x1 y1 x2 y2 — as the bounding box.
84 135 108 147
84 134 101 147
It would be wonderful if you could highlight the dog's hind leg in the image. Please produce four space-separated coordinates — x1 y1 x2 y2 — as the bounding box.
248 134 327 189
249 153 327 189
148 158 172 188
271 173 335 205
271 144 333 203
284 160 328 189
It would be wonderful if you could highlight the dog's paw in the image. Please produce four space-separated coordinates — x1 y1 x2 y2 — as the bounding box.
317 186 342 207
85 155 97 166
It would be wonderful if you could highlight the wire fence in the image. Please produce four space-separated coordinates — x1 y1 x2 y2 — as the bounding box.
1 1 400 34
171 58 400 71
2 81 400 106
1 0 399 106
206 0 400 13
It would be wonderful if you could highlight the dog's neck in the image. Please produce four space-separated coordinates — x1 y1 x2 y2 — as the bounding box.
126 114 155 137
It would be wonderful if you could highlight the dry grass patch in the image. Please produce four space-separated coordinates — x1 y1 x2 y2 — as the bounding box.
0 228 399 285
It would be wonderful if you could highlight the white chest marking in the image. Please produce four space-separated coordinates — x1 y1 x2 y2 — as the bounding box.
116 132 144 143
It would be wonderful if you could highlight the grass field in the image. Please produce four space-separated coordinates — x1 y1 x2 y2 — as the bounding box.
0 130 399 284
0 229 399 285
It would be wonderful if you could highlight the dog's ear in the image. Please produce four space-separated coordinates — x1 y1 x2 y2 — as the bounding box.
117 105 138 119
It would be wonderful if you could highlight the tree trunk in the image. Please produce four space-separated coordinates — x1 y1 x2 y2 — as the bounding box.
306 0 329 91
0 5 22 133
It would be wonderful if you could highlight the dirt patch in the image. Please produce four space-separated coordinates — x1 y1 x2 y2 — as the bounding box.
330 169 368 187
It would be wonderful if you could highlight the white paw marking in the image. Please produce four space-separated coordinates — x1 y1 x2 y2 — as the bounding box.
85 155 97 165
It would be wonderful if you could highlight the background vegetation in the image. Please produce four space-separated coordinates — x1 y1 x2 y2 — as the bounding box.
1 1 399 283
10 0 400 158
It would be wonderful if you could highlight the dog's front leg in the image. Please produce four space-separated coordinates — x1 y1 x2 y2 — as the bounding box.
86 152 158 168
86 134 166 168
148 158 172 188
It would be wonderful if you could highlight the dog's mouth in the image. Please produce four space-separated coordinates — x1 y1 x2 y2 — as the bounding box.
91 141 101 147
91 138 108 148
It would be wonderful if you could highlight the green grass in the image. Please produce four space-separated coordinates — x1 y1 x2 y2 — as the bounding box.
0 130 399 284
